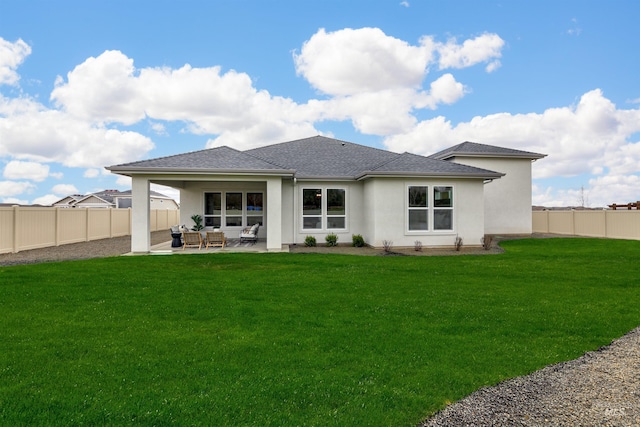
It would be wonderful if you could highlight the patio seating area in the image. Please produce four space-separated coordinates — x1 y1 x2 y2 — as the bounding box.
151 238 270 254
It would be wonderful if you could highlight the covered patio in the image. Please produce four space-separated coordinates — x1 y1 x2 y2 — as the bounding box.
147 237 273 255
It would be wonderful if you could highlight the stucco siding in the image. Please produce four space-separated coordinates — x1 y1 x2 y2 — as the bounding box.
291 180 365 245
451 157 534 234
364 178 485 248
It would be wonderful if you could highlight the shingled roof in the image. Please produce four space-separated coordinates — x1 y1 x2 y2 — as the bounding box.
430 141 546 160
107 136 504 180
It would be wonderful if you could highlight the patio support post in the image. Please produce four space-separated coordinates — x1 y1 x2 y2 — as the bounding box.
131 177 151 253
266 177 282 251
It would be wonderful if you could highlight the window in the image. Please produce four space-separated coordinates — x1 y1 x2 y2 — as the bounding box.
408 186 428 231
302 187 347 230
204 192 221 227
302 189 322 229
434 186 453 230
407 185 454 232
327 189 346 229
225 192 243 227
247 192 264 226
204 192 264 228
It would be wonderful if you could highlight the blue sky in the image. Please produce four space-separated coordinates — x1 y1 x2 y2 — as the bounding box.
1 0 639 207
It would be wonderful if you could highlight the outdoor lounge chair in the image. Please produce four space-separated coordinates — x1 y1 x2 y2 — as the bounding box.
182 231 203 250
239 223 260 242
205 231 226 249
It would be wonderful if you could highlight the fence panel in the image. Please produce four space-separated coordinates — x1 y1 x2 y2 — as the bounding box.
58 208 89 245
573 210 606 238
88 209 113 240
606 210 640 240
547 211 574 235
0 208 15 253
15 207 57 251
533 210 640 240
111 209 131 237
0 207 178 254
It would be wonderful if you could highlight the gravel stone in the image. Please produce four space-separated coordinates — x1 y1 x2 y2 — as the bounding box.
420 326 640 426
0 230 169 266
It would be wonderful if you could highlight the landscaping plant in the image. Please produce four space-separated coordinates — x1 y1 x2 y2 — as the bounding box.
190 214 204 231
325 233 338 246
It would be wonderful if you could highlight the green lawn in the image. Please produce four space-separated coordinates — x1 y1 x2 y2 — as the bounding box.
1 238 639 426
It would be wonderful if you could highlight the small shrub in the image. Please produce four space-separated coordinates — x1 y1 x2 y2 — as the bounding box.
481 234 493 250
414 240 423 252
325 233 338 247
304 236 317 247
352 234 365 247
382 240 393 252
454 235 463 252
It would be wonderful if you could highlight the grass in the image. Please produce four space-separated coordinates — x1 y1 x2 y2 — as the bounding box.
1 238 639 426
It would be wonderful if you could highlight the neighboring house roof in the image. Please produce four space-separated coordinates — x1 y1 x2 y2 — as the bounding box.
429 141 547 161
107 136 504 180
52 194 86 206
51 189 175 207
75 193 116 207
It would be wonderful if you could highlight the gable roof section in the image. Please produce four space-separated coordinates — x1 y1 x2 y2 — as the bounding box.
430 141 546 161
107 136 504 180
246 136 399 179
357 152 504 179
107 146 294 176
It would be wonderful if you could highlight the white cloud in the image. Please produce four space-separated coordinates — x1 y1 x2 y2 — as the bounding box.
151 183 180 204
0 37 31 86
115 175 131 187
437 33 505 70
567 18 582 36
0 95 155 168
384 89 640 207
0 180 35 197
3 160 49 181
84 168 100 178
2 197 28 205
52 183 78 195
294 27 434 96
32 194 62 206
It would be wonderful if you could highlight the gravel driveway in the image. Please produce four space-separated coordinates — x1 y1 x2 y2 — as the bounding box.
1 233 638 426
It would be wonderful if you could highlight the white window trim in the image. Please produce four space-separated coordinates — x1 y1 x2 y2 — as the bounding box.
300 186 348 232
405 184 455 234
204 191 264 229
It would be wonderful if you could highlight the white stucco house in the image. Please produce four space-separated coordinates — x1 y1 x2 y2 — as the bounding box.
106 136 545 253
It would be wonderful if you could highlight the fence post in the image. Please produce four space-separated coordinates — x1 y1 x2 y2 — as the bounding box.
55 207 60 246
85 208 91 242
12 205 19 253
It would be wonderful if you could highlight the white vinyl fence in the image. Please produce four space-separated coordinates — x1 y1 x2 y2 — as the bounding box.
0 207 180 254
532 209 640 240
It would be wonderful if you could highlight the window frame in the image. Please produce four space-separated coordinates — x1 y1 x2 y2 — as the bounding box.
406 184 455 233
203 191 264 229
204 192 222 228
301 186 348 231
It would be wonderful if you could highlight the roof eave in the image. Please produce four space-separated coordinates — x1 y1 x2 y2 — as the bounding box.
435 152 547 161
106 167 296 177
356 171 505 180
293 175 356 181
